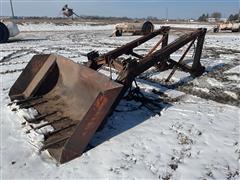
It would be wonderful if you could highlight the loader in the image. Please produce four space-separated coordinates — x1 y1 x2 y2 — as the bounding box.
9 26 207 164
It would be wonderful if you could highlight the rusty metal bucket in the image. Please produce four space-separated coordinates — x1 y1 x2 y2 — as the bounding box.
9 54 123 163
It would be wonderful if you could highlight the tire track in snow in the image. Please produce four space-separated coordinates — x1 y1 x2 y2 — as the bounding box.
0 68 24 75
0 49 40 64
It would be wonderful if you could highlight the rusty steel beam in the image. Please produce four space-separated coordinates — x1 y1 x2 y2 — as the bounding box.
129 51 143 59
87 26 170 69
133 29 206 78
146 36 165 56
104 26 170 59
105 28 207 119
165 39 196 82
166 59 192 72
192 30 206 76
115 28 206 83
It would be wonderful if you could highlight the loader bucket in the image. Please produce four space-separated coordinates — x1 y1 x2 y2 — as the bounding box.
9 54 123 163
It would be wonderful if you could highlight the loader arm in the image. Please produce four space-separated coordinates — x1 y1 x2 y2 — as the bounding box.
100 28 207 118
87 26 170 69
118 28 206 83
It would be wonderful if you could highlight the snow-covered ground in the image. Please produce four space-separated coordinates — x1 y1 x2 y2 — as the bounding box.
0 22 239 179
18 22 114 32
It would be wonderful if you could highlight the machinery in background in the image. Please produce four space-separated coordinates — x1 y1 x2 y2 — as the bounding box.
111 21 154 36
214 21 240 33
62 4 80 19
0 21 20 43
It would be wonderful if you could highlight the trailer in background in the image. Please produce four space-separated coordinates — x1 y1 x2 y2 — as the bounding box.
112 21 154 36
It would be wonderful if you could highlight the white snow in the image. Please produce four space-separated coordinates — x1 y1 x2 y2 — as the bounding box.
206 78 224 87
205 34 240 51
225 65 240 74
224 65 240 82
18 22 114 32
193 87 210 93
226 75 240 81
155 23 214 30
7 103 55 150
0 22 239 179
224 91 238 99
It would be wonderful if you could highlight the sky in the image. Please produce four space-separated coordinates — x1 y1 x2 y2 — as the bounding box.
0 0 239 19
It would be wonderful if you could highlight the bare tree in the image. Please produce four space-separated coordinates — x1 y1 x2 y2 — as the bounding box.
211 12 222 20
198 13 209 21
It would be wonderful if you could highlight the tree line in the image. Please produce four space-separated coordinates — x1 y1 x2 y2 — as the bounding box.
198 12 239 22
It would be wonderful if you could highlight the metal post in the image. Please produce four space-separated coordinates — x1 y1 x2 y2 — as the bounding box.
166 7 169 21
154 29 169 70
10 0 15 18
192 28 207 76
162 31 169 48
